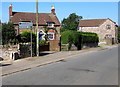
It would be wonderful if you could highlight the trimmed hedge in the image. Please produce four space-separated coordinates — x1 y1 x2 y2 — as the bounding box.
79 32 99 43
61 30 99 50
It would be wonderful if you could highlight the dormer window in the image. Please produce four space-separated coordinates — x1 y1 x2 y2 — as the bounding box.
47 22 54 27
106 25 111 29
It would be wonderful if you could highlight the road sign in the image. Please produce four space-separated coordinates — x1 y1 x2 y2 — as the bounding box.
19 22 33 29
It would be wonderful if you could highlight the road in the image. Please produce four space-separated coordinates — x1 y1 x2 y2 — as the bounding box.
2 47 118 85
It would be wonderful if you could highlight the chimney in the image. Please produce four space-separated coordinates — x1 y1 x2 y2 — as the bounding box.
9 4 13 17
51 4 56 15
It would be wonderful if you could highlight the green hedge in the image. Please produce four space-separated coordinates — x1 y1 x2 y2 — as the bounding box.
79 32 99 43
61 30 99 50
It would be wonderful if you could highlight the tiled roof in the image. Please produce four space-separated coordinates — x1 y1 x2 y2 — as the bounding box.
11 12 60 26
79 19 115 27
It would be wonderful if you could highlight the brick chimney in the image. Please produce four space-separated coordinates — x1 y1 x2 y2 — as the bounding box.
9 4 13 17
51 4 56 15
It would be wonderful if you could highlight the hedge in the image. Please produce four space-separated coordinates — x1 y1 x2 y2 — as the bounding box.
79 32 99 43
61 30 99 50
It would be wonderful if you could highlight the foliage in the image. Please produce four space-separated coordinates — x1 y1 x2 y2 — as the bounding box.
79 32 99 43
61 13 83 32
39 40 47 46
16 31 36 43
61 31 81 50
61 31 99 50
2 22 16 45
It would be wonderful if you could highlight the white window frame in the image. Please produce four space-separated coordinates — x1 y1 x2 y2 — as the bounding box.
47 22 54 27
47 32 54 40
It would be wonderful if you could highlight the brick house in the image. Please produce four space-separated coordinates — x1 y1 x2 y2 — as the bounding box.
78 19 118 44
9 4 61 51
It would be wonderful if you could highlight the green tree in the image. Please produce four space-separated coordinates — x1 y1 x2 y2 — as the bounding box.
61 13 82 32
2 22 16 45
16 31 36 43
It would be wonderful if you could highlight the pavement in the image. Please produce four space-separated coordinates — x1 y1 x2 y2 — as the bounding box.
1 44 118 77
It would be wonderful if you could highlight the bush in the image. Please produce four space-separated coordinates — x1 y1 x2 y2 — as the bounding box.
61 31 81 50
16 31 36 43
79 32 99 43
39 40 47 46
61 30 99 50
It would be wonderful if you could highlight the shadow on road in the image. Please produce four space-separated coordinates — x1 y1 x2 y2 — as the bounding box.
39 51 57 56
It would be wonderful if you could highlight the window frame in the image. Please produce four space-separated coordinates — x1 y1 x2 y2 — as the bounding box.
47 22 54 28
106 24 111 29
47 32 54 40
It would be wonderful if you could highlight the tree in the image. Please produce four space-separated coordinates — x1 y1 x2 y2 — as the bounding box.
61 13 82 32
16 31 36 43
2 22 16 45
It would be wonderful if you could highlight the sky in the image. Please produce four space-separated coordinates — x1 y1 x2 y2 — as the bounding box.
0 2 118 25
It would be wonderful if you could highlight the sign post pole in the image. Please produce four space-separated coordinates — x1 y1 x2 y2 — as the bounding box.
31 25 32 57
36 0 39 56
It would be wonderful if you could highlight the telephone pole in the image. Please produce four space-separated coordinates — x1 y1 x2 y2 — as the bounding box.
36 0 39 56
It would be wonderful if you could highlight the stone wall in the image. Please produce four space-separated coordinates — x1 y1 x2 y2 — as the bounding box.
0 45 20 60
82 43 98 49
19 43 36 58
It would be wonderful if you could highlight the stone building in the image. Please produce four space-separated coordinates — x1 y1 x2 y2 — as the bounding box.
9 4 61 51
78 19 118 44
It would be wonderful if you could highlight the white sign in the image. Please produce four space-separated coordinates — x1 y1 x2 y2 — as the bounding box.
19 22 33 29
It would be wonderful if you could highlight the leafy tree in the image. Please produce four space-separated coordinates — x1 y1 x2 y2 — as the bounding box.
16 31 36 43
2 22 16 45
61 13 82 32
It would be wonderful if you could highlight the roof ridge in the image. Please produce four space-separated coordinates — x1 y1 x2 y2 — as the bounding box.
81 19 107 21
13 11 51 14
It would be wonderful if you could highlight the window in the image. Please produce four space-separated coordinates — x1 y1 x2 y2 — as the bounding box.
106 25 111 29
47 22 54 27
47 33 54 40
105 34 112 38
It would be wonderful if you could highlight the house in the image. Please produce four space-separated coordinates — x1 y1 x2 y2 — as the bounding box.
9 4 61 51
78 19 118 44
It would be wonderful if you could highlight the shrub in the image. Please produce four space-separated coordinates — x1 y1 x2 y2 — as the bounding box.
61 31 81 50
39 40 47 46
16 31 36 43
61 30 99 50
79 32 99 43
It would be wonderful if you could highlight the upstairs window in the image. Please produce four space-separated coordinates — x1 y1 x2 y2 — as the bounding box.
106 25 111 29
47 22 54 27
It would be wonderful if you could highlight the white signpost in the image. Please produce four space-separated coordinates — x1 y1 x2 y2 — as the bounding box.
19 21 33 57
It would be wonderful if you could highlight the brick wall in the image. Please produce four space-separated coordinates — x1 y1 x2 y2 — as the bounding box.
48 40 61 51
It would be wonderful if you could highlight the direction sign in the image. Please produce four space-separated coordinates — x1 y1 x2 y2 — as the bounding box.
19 22 33 29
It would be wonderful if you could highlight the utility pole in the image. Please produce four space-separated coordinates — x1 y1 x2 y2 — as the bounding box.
36 0 39 56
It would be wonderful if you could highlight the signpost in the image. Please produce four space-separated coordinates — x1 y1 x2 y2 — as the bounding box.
19 21 33 57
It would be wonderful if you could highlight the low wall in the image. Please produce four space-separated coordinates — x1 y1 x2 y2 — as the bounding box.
19 43 36 58
82 43 98 49
39 45 49 52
